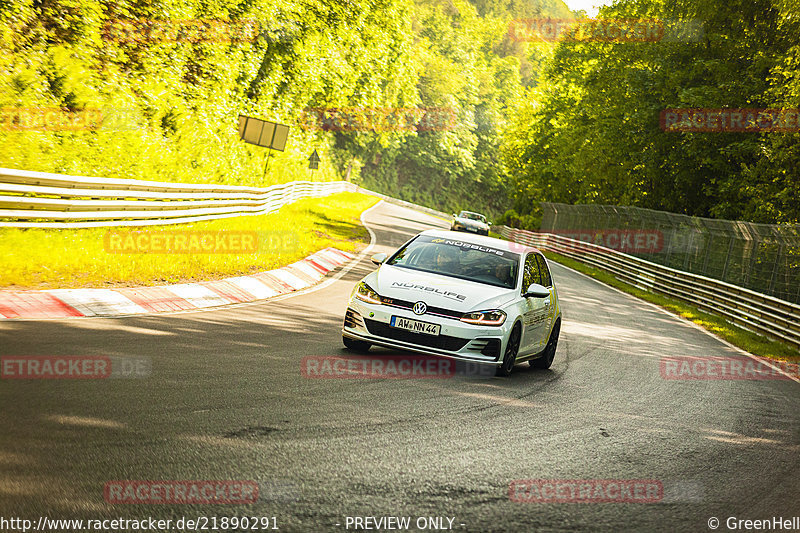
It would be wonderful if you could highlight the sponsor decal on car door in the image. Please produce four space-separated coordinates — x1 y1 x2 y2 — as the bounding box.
520 253 549 354
536 254 556 347
521 297 548 354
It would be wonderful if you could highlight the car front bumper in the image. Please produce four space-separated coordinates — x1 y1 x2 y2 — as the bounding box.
342 299 508 366
451 224 487 233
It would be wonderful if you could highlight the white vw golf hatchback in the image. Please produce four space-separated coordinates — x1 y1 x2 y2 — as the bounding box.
342 230 561 376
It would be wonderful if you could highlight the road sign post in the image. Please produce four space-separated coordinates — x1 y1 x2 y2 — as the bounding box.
263 126 279 177
308 149 320 181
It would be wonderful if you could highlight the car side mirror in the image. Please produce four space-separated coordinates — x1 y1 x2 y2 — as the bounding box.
523 283 550 298
488 222 493 226
452 213 457 217
371 252 388 265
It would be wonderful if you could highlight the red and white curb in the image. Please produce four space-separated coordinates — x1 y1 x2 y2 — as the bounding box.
0 248 354 319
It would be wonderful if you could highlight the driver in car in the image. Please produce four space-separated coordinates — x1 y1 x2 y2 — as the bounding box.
431 246 459 274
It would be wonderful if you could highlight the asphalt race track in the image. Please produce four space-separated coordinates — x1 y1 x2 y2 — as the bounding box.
1 201 798 532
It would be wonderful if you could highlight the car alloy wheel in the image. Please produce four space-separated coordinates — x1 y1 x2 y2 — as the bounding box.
496 325 521 377
532 320 560 370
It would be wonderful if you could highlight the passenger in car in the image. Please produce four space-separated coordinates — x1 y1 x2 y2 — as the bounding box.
495 263 512 287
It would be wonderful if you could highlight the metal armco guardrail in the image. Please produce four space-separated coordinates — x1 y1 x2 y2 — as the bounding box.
540 202 800 305
0 167 355 228
3 165 797 350
498 226 800 350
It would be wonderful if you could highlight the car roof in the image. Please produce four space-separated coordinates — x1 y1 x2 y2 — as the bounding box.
458 211 484 216
418 229 540 255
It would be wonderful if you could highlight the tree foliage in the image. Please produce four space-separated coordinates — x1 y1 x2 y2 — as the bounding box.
5 0 791 225
502 0 800 224
0 0 568 218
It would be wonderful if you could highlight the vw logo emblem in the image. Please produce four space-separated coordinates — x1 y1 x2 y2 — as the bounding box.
412 301 427 315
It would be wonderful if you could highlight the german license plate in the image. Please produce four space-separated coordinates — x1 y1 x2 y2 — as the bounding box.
390 316 441 336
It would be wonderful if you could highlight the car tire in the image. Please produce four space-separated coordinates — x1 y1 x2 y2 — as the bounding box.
343 336 371 353
531 320 560 370
496 324 521 377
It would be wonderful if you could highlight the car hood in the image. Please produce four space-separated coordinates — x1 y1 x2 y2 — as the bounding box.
365 265 517 312
455 217 489 229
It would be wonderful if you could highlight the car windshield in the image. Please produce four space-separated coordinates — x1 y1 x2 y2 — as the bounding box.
459 212 486 223
386 235 519 289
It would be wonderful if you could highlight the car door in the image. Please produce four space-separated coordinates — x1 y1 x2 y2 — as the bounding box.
519 253 548 354
535 253 556 343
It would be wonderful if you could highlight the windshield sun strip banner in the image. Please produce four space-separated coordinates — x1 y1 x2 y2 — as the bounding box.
418 235 519 260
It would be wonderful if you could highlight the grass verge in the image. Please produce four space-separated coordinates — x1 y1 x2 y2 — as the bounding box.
543 250 800 364
0 192 378 290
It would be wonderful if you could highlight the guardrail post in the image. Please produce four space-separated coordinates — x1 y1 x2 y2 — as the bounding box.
796 278 800 305
663 228 675 266
701 232 713 276
720 236 735 281
743 238 760 288
768 244 783 294
682 231 695 271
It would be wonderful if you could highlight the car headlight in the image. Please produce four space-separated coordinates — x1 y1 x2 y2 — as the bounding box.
460 309 506 326
354 282 382 305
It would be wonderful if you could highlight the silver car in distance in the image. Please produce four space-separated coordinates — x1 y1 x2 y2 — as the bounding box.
342 230 561 376
451 210 491 236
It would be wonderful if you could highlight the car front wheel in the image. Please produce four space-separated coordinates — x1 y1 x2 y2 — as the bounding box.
496 325 521 377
